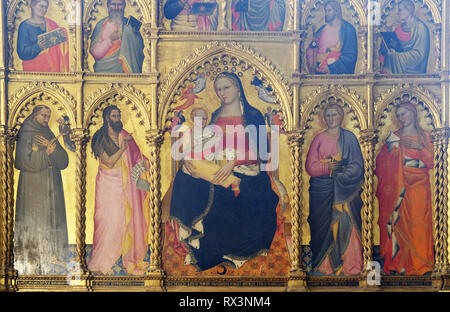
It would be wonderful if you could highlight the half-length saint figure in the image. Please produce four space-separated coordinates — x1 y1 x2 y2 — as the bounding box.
88 105 150 275
379 0 430 74
306 0 357 74
163 0 218 31
305 104 364 275
14 105 70 274
89 0 145 73
375 102 434 275
17 0 69 72
231 0 286 31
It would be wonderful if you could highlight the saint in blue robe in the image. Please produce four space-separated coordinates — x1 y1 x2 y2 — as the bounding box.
312 20 358 74
17 20 45 61
307 128 364 274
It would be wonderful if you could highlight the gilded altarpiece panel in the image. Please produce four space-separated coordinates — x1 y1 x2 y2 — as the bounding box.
84 0 147 74
375 0 441 75
160 0 289 32
83 85 153 277
9 0 73 72
158 50 294 287
372 87 444 286
302 0 365 75
299 88 367 288
0 0 449 293
7 83 80 289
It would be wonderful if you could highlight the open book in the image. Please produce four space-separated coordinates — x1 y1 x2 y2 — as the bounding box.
37 28 67 50
380 32 404 52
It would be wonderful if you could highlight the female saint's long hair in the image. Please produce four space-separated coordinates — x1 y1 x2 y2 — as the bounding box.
395 101 431 153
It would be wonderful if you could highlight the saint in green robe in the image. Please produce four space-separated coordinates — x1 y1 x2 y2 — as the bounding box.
382 17 430 74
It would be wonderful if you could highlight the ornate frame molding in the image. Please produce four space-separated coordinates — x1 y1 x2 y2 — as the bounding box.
8 81 77 129
300 84 366 131
84 82 151 131
373 83 441 129
0 0 447 293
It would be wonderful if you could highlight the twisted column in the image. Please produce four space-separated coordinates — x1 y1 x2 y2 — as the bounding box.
141 23 152 74
0 127 8 290
286 0 297 31
217 0 227 31
359 27 369 74
68 25 77 72
145 130 164 274
72 130 89 273
359 129 377 288
433 25 442 73
82 24 90 71
431 128 449 275
359 130 377 274
6 129 18 290
287 131 307 291
6 130 16 269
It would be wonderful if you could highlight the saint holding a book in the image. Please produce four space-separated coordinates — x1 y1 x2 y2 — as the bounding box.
164 0 218 31
17 0 69 72
379 0 430 74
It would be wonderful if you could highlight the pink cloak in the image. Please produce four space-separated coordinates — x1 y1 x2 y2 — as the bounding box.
88 130 150 274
